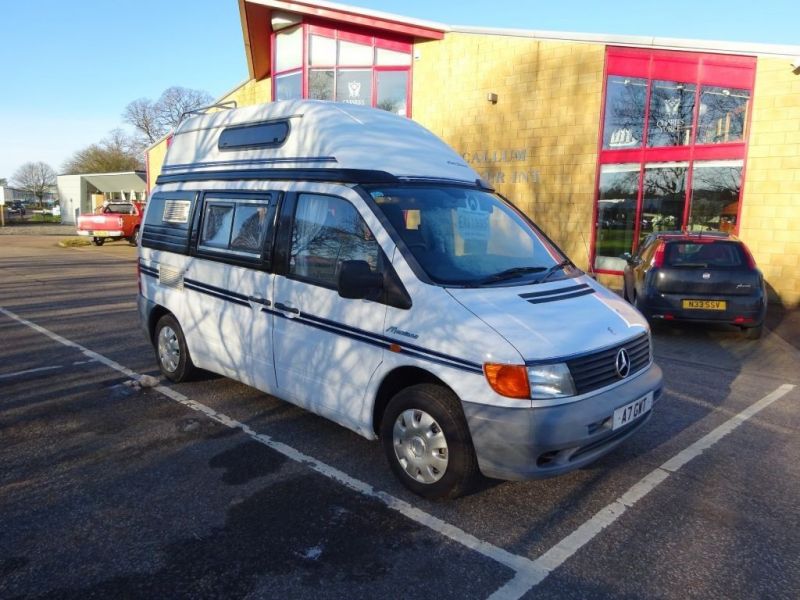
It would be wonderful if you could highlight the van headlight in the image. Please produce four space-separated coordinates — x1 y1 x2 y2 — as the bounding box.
527 363 576 399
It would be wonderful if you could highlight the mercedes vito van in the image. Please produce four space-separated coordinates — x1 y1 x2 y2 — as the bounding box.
138 100 663 499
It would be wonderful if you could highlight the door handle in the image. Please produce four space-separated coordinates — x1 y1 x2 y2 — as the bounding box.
248 296 270 307
275 302 300 316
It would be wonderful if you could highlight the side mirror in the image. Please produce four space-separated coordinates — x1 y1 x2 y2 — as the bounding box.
338 260 383 299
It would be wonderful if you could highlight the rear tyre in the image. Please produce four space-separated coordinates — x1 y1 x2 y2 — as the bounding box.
154 314 196 382
380 384 479 500
92 237 105 246
129 227 140 246
743 324 763 340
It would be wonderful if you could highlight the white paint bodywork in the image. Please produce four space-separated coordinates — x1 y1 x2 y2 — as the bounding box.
164 100 481 185
141 102 660 471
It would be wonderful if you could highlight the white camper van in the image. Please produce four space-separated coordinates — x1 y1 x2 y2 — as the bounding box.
138 100 663 499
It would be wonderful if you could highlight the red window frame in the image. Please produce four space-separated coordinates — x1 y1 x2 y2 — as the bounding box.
271 20 413 117
591 47 756 275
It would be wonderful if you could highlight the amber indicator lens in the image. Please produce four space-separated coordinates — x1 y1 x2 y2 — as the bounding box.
483 363 530 399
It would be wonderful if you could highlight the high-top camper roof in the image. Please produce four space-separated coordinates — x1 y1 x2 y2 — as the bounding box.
157 100 484 188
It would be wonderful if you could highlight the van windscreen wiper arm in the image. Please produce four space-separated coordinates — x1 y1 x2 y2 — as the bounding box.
537 259 572 283
476 266 547 285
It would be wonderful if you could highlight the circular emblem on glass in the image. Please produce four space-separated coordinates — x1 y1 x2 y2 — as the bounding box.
615 348 631 378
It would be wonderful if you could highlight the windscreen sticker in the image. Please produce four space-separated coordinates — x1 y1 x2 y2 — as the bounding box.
456 194 490 242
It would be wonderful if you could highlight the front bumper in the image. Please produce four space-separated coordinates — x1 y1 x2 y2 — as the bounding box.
462 363 663 481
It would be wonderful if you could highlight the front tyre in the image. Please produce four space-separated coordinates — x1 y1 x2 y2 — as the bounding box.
154 314 196 382
380 384 479 500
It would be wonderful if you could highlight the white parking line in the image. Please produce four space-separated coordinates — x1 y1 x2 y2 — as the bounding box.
0 365 63 380
488 382 795 599
1 305 795 600
0 306 542 582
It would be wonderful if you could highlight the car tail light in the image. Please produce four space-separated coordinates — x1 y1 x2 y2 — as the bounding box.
651 241 665 268
118 217 124 228
733 316 755 324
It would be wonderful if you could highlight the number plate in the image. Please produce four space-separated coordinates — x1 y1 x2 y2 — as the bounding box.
682 299 726 310
613 392 653 430
93 231 109 237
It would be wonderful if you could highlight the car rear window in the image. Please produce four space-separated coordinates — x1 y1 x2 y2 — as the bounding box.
664 241 745 268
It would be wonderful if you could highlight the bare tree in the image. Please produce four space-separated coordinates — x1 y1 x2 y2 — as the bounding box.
156 86 214 130
11 162 56 203
123 86 213 142
122 98 163 143
62 129 145 175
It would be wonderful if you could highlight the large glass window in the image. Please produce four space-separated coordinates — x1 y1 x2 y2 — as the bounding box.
602 76 648 149
697 87 750 144
593 48 755 272
336 69 372 106
275 72 302 101
275 26 303 72
647 81 696 147
377 71 408 115
641 162 688 240
309 69 334 100
595 165 640 272
272 24 412 116
688 160 743 232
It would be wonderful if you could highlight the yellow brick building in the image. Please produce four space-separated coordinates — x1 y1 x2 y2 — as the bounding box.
147 0 800 306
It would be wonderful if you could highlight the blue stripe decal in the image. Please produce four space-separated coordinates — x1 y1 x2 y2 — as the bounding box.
161 156 337 171
183 277 250 304
526 288 594 304
298 311 483 372
139 261 158 278
184 281 250 307
519 283 590 299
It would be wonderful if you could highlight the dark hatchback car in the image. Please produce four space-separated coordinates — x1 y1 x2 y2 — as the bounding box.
622 231 767 339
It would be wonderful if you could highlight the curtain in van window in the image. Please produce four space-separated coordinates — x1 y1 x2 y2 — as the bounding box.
292 195 331 277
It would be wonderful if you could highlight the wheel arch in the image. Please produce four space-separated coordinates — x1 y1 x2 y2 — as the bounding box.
371 366 454 436
147 304 173 343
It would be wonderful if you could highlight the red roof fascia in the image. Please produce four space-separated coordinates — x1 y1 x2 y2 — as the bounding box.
255 0 445 40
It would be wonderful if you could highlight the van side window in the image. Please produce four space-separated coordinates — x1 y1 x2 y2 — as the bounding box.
141 193 195 253
290 194 379 287
198 196 272 258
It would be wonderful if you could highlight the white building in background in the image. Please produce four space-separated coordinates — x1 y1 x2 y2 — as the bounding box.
56 171 146 225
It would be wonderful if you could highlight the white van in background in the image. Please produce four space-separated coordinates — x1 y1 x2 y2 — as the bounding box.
138 100 662 499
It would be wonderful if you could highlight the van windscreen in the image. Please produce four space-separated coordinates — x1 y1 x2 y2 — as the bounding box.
368 186 574 287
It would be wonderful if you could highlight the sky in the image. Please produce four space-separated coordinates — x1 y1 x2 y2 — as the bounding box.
0 0 795 180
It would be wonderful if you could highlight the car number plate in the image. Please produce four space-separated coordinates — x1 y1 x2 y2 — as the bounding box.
682 299 726 310
613 392 653 430
94 231 109 237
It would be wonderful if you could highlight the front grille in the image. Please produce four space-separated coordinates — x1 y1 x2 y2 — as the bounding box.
566 333 651 395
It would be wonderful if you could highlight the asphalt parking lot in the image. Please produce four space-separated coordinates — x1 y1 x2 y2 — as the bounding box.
1 234 799 600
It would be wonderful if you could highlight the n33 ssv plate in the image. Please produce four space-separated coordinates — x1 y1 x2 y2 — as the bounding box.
682 299 726 310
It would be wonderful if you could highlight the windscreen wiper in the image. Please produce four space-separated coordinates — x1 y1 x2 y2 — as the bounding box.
475 266 546 285
537 259 572 283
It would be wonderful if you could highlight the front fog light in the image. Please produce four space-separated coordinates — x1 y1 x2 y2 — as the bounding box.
527 363 576 399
